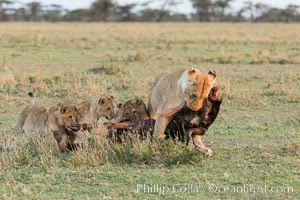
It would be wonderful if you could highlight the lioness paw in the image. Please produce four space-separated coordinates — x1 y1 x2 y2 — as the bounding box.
197 147 213 157
204 148 213 157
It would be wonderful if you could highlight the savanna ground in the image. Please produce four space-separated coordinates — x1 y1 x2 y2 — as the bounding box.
0 23 299 199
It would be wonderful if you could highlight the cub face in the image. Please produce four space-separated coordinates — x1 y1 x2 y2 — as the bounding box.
122 99 149 121
115 99 149 122
59 104 79 127
97 96 116 120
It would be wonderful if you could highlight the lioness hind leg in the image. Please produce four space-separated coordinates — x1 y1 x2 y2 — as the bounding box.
191 134 212 157
153 114 169 138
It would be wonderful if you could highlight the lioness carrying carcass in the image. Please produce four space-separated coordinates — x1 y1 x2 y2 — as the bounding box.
106 87 222 156
148 67 217 141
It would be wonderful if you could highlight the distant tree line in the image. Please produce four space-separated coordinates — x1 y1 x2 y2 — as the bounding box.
0 0 299 22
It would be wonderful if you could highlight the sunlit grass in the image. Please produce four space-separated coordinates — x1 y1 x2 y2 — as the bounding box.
0 23 299 199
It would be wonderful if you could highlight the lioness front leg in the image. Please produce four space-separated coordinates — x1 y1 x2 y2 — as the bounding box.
191 134 212 157
153 114 170 138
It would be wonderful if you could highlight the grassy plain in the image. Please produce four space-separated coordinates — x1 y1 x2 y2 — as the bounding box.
0 23 299 199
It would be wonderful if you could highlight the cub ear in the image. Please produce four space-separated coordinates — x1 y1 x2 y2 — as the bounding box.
60 105 67 114
208 70 217 84
98 97 106 105
117 103 123 108
130 99 140 104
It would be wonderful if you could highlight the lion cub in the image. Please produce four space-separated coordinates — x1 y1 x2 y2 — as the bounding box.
107 99 153 143
9 93 79 152
114 99 150 123
76 96 116 128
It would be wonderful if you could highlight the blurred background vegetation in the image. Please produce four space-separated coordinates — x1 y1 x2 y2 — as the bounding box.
0 0 299 22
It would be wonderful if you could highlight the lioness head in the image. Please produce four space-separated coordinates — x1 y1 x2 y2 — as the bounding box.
184 68 216 111
97 96 115 120
59 104 79 128
115 99 150 122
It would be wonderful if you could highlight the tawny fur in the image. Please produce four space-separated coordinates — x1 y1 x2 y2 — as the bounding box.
77 96 115 128
114 99 151 123
148 67 216 138
8 103 79 152
109 99 152 143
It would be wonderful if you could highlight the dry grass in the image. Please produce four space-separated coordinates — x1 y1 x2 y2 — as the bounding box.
0 23 299 199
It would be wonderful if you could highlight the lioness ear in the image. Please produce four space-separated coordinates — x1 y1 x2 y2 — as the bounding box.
188 67 200 82
208 70 216 77
208 70 217 84
188 67 196 76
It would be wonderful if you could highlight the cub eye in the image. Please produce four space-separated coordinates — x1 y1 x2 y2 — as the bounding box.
69 116 72 119
107 107 111 111
132 110 137 114
192 93 198 99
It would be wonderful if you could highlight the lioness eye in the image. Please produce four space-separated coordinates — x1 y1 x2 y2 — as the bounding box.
69 116 72 119
107 107 110 111
192 93 197 98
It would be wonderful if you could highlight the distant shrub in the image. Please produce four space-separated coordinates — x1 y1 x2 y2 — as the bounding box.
87 65 124 75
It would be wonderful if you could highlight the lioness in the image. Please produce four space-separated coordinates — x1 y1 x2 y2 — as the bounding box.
9 94 79 152
76 96 116 128
148 67 216 138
